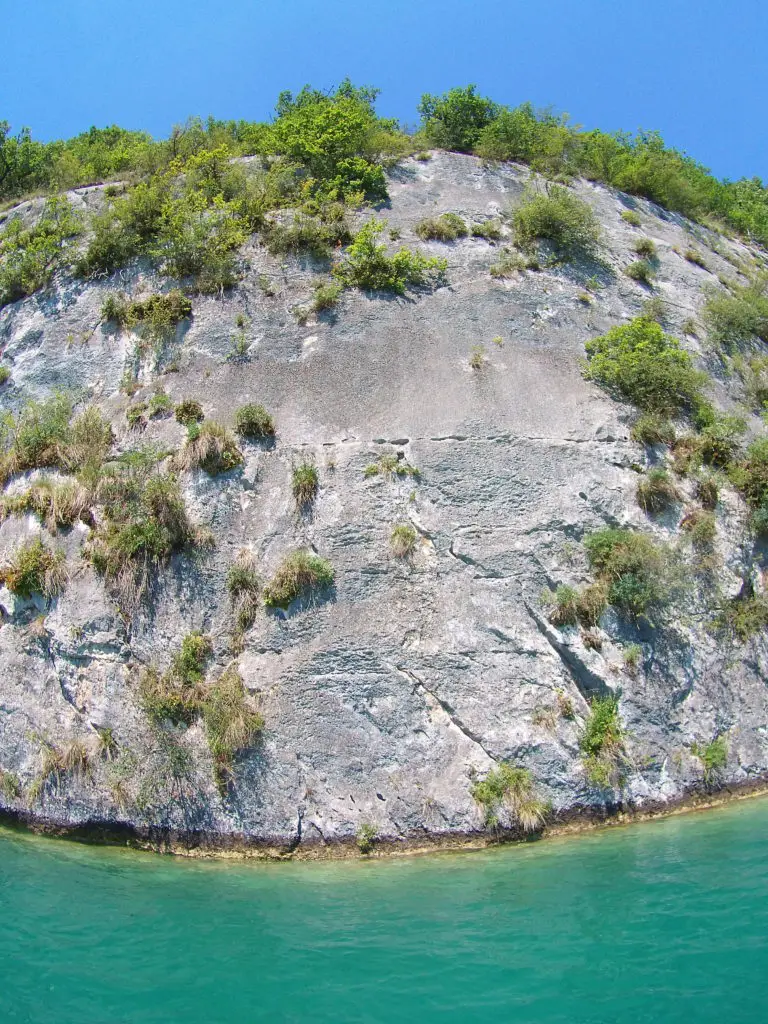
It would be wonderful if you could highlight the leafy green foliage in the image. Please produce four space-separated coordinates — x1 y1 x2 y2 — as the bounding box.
101 289 192 340
356 823 378 854
227 551 260 631
471 762 547 832
333 219 447 294
512 186 600 257
0 197 81 306
703 277 768 348
584 316 707 415
690 736 728 785
174 399 204 425
621 209 642 227
414 213 468 241
390 523 417 558
418 85 500 152
585 527 671 616
579 696 626 788
262 550 334 609
630 413 675 445
234 403 275 439
175 420 243 476
715 591 768 640
0 537 66 599
625 259 655 285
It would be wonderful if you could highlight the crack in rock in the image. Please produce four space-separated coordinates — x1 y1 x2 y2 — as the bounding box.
525 601 612 702
394 664 498 763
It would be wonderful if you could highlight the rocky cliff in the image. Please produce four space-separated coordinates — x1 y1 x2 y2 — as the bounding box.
1 152 767 854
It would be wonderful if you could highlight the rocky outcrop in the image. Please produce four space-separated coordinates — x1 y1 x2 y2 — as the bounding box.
1 152 766 853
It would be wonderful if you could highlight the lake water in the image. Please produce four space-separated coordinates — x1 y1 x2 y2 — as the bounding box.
1 799 767 1023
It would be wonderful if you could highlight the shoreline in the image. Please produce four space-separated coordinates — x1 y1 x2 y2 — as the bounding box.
2 776 768 862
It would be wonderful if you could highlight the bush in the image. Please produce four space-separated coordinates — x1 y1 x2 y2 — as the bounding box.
139 633 211 725
579 695 625 788
471 220 502 241
680 508 717 548
227 551 260 631
262 212 351 260
126 402 147 430
0 769 21 801
311 280 343 313
414 213 468 241
0 538 66 599
715 592 768 640
703 278 768 348
696 474 719 509
0 365 10 386
631 413 675 445
512 186 600 257
333 219 447 295
548 581 607 628
471 762 547 832
0 197 81 306
583 316 707 416
292 462 318 508
633 237 656 259
626 259 655 285
621 209 642 227
390 523 417 558
263 550 334 609
585 527 670 616
175 420 243 476
417 85 499 152
636 468 679 514
684 248 708 269
364 452 419 479
172 632 212 686
356 823 378 854
691 736 727 785
101 289 192 340
175 398 204 425
202 667 264 789
234 403 275 439
489 248 527 277
147 390 173 419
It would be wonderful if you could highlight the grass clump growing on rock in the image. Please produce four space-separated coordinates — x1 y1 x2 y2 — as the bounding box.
636 468 679 515
414 213 468 241
633 237 657 259
0 538 66 599
579 695 626 788
625 259 655 285
364 452 419 479
691 736 727 785
471 762 547 832
0 365 10 386
174 399 204 425
356 823 378 854
292 462 319 508
583 316 706 416
227 551 260 631
584 527 670 617
630 413 675 446
0 769 21 801
139 632 212 725
703 277 768 349
176 420 243 476
234 404 275 439
512 185 600 258
202 667 264 793
101 289 192 341
333 219 447 295
621 209 642 227
714 591 768 641
263 550 334 609
147 390 173 419
471 220 502 241
680 508 717 549
0 477 92 532
390 523 417 558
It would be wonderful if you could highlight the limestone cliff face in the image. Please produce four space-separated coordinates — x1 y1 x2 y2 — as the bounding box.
1 152 766 851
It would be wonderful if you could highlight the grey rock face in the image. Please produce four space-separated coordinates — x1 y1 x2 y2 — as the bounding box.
0 152 766 850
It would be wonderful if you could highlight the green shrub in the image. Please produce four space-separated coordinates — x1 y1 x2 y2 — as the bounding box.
138 633 211 725
202 667 264 789
512 185 600 257
623 643 642 671
311 280 343 312
579 695 626 788
175 398 204 425
489 248 527 277
0 769 21 801
126 402 147 429
703 278 768 348
548 581 607 628
262 550 334 609
633 237 657 259
390 523 417 558
356 823 378 854
227 551 260 631
631 413 675 445
697 413 746 467
364 452 419 479
626 259 655 285
549 584 579 626
684 248 708 269
262 212 351 260
471 762 547 832
715 592 768 640
690 736 727 785
621 209 642 227
680 508 717 548
0 538 66 599
176 420 243 475
414 213 468 241
101 289 191 340
0 394 73 483
417 85 499 152
292 462 318 508
636 468 679 514
0 197 81 306
147 390 173 419
469 344 486 369
334 219 447 294
471 220 502 240
234 403 275 439
172 632 213 686
696 475 719 509
583 316 707 416
584 527 670 616
0 365 10 386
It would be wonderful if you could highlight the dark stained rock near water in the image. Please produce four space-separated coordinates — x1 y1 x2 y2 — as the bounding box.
1 152 767 852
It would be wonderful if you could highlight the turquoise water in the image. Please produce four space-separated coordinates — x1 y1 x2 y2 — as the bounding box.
2 801 767 1023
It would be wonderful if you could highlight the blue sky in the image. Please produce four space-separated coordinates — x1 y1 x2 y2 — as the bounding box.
1 0 766 182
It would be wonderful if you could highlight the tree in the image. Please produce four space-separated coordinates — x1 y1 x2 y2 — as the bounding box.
417 85 499 152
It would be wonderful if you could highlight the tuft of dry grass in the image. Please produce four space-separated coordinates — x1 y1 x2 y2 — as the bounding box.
175 421 243 476
390 523 417 558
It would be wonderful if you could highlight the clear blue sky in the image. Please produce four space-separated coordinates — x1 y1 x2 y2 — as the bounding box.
1 0 766 182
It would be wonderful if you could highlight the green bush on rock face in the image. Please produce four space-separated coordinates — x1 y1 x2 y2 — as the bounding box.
584 316 707 416
333 219 447 294
579 696 626 788
471 762 547 832
512 186 600 258
584 527 671 617
234 404 275 439
262 550 334 609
